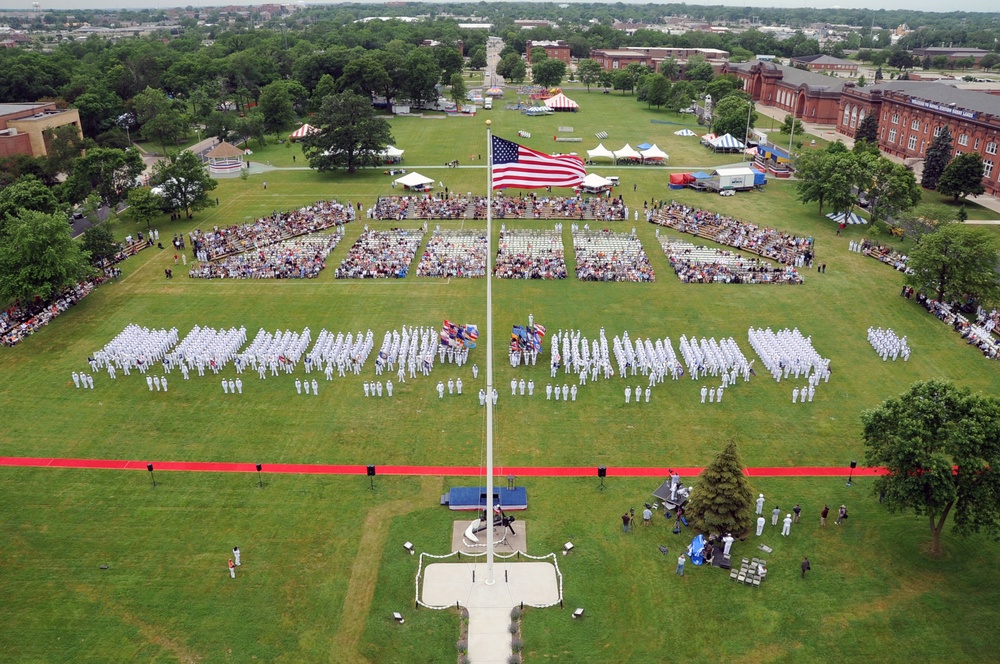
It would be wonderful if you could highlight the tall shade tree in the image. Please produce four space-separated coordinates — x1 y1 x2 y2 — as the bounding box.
132 86 186 155
937 152 987 202
126 187 165 231
68 147 145 207
863 380 1000 556
302 92 393 174
856 152 921 227
576 59 604 92
402 49 441 107
257 80 295 136
150 150 217 219
0 175 62 229
711 94 757 142
685 441 756 538
449 73 467 108
921 126 953 190
904 223 1000 304
80 223 121 266
532 58 566 88
644 74 671 109
0 210 93 303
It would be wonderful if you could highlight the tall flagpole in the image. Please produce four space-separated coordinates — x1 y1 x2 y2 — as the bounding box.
484 120 495 585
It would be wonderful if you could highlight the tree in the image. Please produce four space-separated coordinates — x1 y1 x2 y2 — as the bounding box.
132 86 186 155
80 223 120 265
302 92 393 174
68 147 145 207
43 124 86 178
921 126 953 190
683 54 715 82
685 441 756 538
981 54 1000 72
659 58 680 80
645 74 671 109
257 80 295 136
857 75 867 88
904 223 1000 303
858 153 921 227
705 75 740 102
532 58 566 88
449 73 467 108
233 111 266 148
855 112 879 144
496 53 526 84
126 186 165 231
887 48 915 70
0 210 93 303
711 94 756 142
577 59 604 92
610 69 632 95
666 80 696 112
402 49 441 107
796 148 862 216
0 175 62 228
468 48 487 70
434 47 464 85
938 152 987 202
150 149 217 219
862 380 1000 556
780 113 804 135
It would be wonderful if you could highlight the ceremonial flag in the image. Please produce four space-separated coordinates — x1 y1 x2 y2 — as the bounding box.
465 324 479 340
491 135 586 190
533 323 546 337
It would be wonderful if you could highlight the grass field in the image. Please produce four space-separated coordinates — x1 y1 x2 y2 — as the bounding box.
2 92 1000 663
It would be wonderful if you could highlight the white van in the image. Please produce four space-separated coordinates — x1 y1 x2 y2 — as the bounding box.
484 98 493 110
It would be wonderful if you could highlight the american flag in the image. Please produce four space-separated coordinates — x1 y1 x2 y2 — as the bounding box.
491 135 586 190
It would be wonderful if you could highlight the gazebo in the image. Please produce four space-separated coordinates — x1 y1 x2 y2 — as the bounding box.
204 141 245 177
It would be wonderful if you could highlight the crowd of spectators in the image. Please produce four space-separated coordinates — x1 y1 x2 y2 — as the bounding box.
916 294 1000 360
416 230 488 278
850 239 910 272
494 230 567 280
334 229 424 279
188 232 343 279
650 202 813 266
573 230 654 282
370 195 486 221
660 238 804 284
1 278 106 347
188 200 354 261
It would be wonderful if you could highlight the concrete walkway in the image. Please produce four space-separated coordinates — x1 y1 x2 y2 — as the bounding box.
422 561 560 664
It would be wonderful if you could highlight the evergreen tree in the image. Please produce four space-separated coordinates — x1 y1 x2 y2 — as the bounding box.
938 152 987 202
921 126 953 190
855 113 879 144
685 441 756 537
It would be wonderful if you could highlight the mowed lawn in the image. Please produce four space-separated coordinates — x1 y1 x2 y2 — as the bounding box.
1 95 1000 662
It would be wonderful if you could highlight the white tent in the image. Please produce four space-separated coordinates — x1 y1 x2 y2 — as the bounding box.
543 92 580 111
580 173 613 190
613 144 642 162
826 211 868 225
640 144 668 161
394 172 434 188
674 128 697 136
380 145 404 160
586 144 615 162
710 133 746 150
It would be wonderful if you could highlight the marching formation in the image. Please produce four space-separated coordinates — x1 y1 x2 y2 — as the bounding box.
867 327 911 361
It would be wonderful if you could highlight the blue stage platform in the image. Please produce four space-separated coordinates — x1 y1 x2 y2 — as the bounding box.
441 486 528 511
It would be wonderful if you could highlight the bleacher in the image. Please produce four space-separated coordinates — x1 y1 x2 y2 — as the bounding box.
659 237 803 284
494 230 567 280
573 230 654 282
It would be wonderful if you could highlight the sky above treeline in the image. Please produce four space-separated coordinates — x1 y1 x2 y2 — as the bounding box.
1 0 996 16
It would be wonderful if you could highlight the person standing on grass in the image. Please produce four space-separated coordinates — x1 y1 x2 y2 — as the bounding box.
801 557 811 578
821 505 829 526
229 559 236 579
772 505 781 526
793 504 802 523
756 493 765 515
676 554 685 577
837 505 848 526
643 506 652 526
233 546 241 566
622 512 631 533
756 515 766 536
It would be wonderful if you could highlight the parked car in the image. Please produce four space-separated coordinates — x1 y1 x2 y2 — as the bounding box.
680 107 696 114
719 189 735 196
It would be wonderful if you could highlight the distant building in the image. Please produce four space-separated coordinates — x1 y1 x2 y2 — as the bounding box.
726 60 846 125
590 47 729 73
789 54 859 76
514 20 554 30
0 102 83 159
526 40 570 64
911 47 992 64
837 80 1000 196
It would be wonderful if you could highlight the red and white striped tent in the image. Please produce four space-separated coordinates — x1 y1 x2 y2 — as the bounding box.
288 124 318 142
543 93 580 112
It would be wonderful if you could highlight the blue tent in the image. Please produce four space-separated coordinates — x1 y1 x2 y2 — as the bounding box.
637 142 653 150
691 171 712 180
688 534 706 565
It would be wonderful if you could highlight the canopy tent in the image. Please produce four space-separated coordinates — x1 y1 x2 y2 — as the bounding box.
586 144 616 162
640 144 668 162
486 87 505 97
578 173 614 193
674 128 697 136
613 144 642 162
826 211 868 225
710 133 746 151
380 145 404 162
668 172 696 189
690 171 713 180
288 124 318 141
543 92 579 111
636 142 653 151
394 172 434 189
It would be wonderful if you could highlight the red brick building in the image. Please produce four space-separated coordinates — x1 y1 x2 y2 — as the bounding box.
837 81 1000 196
789 54 859 76
525 40 570 65
726 60 845 125
590 47 728 72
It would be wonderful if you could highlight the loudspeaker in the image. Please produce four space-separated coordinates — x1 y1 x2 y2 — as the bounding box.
147 463 154 472
367 465 376 477
850 460 857 469
597 466 607 478
256 463 262 472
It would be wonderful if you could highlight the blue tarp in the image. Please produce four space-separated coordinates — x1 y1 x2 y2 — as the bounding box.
691 171 712 180
637 142 653 150
688 534 706 565
753 169 767 186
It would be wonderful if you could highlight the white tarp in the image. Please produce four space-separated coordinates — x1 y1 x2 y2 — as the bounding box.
381 145 404 158
640 144 668 161
674 128 697 136
586 144 615 161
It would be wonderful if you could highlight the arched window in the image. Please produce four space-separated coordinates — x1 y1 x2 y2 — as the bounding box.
858 109 866 126
843 104 851 126
850 107 858 129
